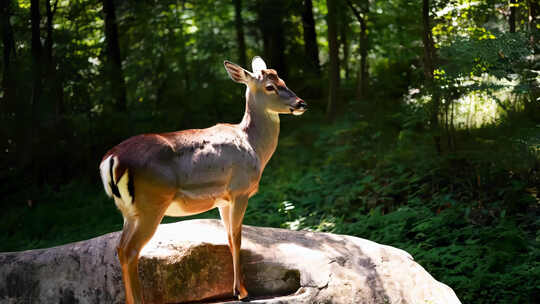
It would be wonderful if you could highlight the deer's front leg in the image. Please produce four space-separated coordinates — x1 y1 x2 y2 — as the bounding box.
219 195 249 300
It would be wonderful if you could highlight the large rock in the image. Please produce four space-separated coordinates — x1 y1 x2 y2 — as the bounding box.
0 219 461 304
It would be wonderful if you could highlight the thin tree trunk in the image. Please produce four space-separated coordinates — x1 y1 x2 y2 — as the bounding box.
422 0 435 85
347 0 369 100
45 0 64 118
258 0 287 78
45 0 54 64
359 4 368 100
174 1 189 94
528 0 539 52
31 0 42 114
103 0 127 112
26 0 43 176
340 20 350 79
422 0 441 153
1 0 16 114
509 0 517 33
234 0 247 67
302 0 320 74
326 0 339 118
44 0 66 181
450 100 456 151
527 0 539 120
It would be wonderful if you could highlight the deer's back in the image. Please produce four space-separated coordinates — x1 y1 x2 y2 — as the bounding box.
101 124 261 202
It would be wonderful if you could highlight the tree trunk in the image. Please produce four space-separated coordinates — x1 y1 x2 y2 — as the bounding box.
45 0 53 64
528 0 539 51
509 0 517 33
45 0 64 118
1 0 16 115
359 1 369 100
44 0 66 181
301 0 320 74
103 0 127 112
347 0 369 100
422 0 435 84
24 0 43 176
422 0 441 153
174 1 189 94
257 0 287 78
233 0 247 67
527 0 539 120
358 17 368 100
326 0 339 118
340 20 350 80
31 0 42 115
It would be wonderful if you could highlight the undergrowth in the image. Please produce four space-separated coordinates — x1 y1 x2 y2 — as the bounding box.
1 103 538 303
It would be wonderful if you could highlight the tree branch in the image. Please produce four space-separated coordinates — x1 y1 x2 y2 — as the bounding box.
347 0 364 24
52 0 59 15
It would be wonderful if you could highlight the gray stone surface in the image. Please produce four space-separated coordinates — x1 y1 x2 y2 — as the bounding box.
0 219 461 304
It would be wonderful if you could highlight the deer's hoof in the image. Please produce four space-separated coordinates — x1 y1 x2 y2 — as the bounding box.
234 288 250 301
238 293 250 302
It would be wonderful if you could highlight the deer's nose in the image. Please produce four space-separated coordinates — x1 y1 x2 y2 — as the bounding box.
295 98 307 109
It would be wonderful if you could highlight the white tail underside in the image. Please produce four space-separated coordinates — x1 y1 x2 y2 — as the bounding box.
99 155 133 206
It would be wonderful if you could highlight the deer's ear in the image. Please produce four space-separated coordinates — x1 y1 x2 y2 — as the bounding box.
224 61 253 84
251 56 267 75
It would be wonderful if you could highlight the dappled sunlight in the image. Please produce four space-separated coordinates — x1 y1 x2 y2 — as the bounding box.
449 90 500 128
407 74 521 129
448 75 519 128
274 242 323 261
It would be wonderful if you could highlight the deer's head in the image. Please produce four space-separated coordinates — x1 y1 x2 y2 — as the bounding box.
224 57 307 116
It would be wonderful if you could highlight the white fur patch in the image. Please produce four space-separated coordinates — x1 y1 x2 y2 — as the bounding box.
99 155 113 197
111 156 119 183
251 56 267 75
117 169 133 205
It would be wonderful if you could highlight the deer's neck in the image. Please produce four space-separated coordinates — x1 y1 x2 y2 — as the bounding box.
239 89 280 168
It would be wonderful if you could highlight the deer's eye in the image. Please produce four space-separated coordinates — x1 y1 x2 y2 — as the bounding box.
265 85 275 92
267 74 278 81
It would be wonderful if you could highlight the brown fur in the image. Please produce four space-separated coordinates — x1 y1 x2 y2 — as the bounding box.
103 133 176 184
262 69 287 87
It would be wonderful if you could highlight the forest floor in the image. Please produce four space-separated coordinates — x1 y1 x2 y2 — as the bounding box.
1 101 539 303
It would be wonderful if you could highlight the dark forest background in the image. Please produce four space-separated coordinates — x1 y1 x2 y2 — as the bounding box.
1 0 539 302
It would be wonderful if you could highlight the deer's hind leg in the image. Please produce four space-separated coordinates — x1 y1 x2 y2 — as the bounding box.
116 197 169 304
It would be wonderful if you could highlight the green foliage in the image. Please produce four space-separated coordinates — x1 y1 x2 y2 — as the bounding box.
440 32 531 80
245 110 539 303
1 104 538 302
0 182 121 251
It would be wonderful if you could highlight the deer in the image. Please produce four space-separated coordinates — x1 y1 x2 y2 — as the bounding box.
98 56 307 304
